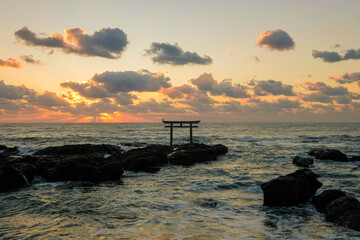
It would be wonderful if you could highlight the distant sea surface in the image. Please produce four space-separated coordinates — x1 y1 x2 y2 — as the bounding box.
0 123 360 239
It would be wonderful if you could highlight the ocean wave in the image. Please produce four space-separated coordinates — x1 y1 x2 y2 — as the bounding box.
232 136 292 143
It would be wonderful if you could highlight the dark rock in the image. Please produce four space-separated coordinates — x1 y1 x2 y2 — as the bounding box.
169 144 228 166
0 147 19 157
50 160 101 182
308 148 348 162
261 169 322 206
311 189 347 213
293 156 314 167
0 145 7 150
348 155 360 162
0 166 27 191
98 163 124 181
33 144 122 156
109 144 172 173
196 198 218 208
325 196 360 231
11 163 38 183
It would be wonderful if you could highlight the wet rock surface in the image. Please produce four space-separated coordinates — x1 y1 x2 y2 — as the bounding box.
325 196 360 231
0 143 228 192
312 189 360 231
308 148 349 162
311 189 347 213
261 169 322 206
292 156 314 167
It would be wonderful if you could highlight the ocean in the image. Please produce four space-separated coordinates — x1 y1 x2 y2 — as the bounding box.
0 122 359 239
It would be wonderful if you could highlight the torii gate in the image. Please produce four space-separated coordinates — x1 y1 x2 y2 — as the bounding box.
162 119 200 147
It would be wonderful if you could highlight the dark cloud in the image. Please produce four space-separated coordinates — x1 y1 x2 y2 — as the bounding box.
92 70 171 93
60 81 110 99
312 50 342 62
15 26 128 59
27 92 70 108
161 84 197 99
0 80 35 99
20 55 41 64
301 93 333 103
250 79 295 96
312 49 360 62
0 57 21 69
190 73 250 98
302 82 349 96
329 72 360 86
145 42 212 65
256 29 295 51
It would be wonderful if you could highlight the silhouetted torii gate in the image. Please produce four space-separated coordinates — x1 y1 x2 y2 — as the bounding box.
162 119 200 147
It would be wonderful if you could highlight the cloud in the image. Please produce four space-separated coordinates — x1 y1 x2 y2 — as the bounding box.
302 82 349 96
0 57 21 69
60 81 110 99
312 50 342 62
312 48 360 62
256 29 295 51
27 92 70 108
145 42 212 65
301 93 333 103
250 79 295 96
190 73 250 98
0 80 35 99
329 72 360 86
92 70 171 93
20 55 41 64
161 84 197 99
15 26 128 59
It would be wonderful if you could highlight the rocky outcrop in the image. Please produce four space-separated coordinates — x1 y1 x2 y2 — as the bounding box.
168 144 228 166
311 189 347 213
0 145 7 150
325 196 360 231
0 143 228 192
33 144 122 156
292 156 314 167
108 144 172 173
308 148 349 162
261 169 322 206
312 189 360 231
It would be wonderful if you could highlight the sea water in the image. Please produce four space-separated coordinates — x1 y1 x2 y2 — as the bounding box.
0 123 359 239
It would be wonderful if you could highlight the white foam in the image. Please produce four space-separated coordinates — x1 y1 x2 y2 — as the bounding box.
17 146 44 155
104 154 111 158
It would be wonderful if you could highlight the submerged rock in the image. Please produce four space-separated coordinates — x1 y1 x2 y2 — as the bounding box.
292 156 314 167
311 189 347 213
308 148 348 162
261 169 322 207
325 196 360 231
348 155 360 162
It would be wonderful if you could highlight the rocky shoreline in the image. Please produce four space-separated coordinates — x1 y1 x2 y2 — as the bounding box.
0 143 228 192
263 148 360 232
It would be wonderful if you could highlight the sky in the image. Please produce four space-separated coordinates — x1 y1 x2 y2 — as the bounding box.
0 0 360 122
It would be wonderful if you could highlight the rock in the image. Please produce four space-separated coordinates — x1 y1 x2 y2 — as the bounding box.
0 145 7 150
108 144 172 173
293 156 314 167
308 148 348 162
98 163 124 181
0 166 28 191
0 147 19 158
33 144 122 156
348 155 360 162
311 189 347 213
261 169 322 206
325 196 360 231
196 198 218 208
50 160 102 182
169 144 228 166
